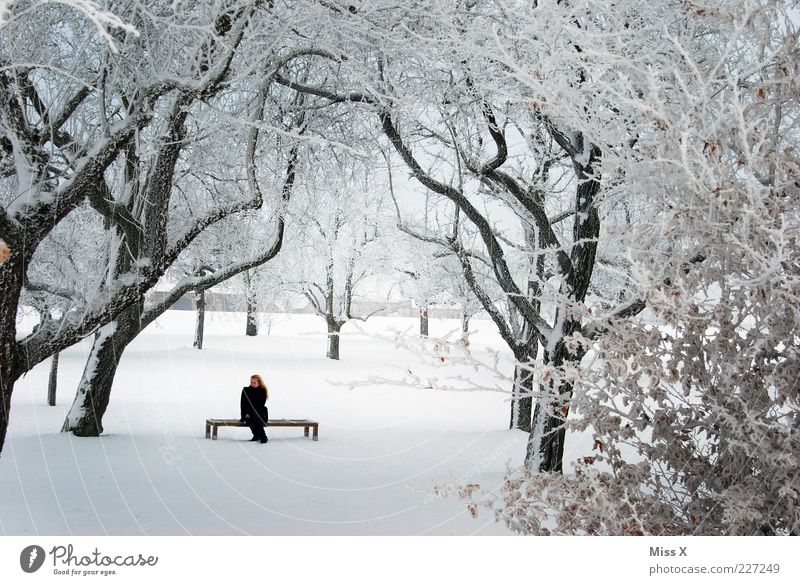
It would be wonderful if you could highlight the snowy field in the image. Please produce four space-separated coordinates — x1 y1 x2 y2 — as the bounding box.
0 310 564 536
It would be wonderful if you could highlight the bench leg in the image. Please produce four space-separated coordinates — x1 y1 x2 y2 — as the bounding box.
304 427 309 438
212 425 218 440
205 422 211 439
312 425 318 441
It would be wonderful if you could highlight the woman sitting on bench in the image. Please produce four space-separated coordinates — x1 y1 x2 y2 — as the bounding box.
240 374 269 444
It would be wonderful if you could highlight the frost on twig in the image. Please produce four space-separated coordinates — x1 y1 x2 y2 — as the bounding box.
0 1 138 52
334 323 524 398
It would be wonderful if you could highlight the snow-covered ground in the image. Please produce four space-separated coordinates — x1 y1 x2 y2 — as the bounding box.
0 311 551 535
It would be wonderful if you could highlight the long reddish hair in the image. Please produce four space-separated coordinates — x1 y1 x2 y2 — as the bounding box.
251 374 269 400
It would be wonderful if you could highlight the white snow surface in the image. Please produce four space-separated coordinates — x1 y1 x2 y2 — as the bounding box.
0 311 587 536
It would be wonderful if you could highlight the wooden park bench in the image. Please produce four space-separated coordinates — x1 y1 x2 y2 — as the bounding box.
205 418 319 441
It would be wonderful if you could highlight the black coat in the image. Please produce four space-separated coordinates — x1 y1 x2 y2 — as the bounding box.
240 386 269 423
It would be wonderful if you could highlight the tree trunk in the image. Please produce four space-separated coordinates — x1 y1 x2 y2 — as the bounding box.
62 306 139 437
420 307 429 336
194 288 205 349
244 269 258 337
526 379 569 473
510 310 538 433
47 352 59 406
327 320 342 360
0 356 14 455
509 362 534 433
0 252 25 455
524 337 583 473
245 295 258 336
524 152 600 471
0 374 11 457
461 312 470 335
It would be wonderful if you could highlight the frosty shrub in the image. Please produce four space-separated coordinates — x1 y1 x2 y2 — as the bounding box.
475 0 800 535
490 231 799 535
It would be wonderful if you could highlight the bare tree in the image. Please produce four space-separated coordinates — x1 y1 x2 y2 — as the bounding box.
0 0 318 449
274 147 390 360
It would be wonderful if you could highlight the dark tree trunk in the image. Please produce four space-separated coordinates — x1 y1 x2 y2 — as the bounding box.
0 252 25 455
0 358 13 455
61 305 140 437
194 288 205 349
509 301 538 433
0 350 16 455
245 296 258 336
47 352 59 406
420 307 429 336
527 371 571 474
510 363 534 433
461 312 470 335
244 268 258 337
326 319 342 360
525 149 601 472
0 375 11 457
525 328 584 473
